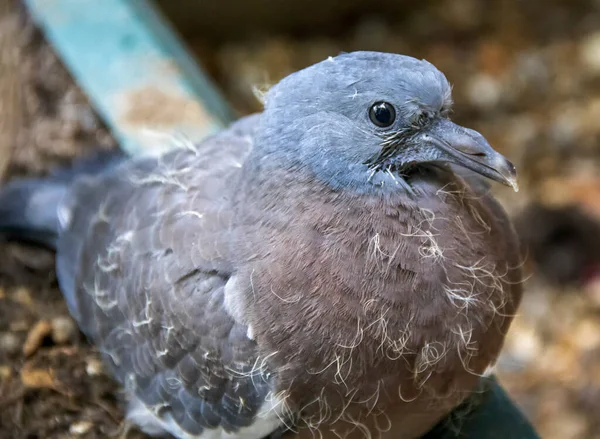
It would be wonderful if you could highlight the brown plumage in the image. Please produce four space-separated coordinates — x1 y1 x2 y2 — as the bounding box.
235 154 522 438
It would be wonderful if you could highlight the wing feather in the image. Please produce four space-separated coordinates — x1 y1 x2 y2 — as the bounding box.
56 116 283 438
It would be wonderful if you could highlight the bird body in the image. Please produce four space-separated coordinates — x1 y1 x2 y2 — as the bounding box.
0 52 522 439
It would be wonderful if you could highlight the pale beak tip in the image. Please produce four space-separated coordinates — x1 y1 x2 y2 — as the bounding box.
494 155 519 192
503 172 519 193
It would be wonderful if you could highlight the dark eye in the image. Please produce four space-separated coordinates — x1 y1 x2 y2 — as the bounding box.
369 102 396 128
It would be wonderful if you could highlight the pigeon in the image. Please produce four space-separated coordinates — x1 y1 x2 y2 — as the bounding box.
0 51 522 439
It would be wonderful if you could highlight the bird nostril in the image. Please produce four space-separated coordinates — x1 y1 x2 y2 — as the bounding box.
455 144 488 157
459 150 487 157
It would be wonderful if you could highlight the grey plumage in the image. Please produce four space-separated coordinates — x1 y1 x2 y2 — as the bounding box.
0 52 522 439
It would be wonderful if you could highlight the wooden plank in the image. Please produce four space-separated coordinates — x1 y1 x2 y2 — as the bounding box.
0 0 22 180
24 0 235 156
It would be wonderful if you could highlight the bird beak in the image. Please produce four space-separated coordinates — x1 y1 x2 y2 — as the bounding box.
420 118 519 192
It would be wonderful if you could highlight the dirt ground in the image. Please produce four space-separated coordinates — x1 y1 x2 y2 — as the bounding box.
1 1 600 438
0 4 138 439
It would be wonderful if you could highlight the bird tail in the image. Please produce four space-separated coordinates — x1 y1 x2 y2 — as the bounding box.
0 149 126 249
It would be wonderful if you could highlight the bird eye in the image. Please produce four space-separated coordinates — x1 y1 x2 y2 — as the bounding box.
369 102 396 128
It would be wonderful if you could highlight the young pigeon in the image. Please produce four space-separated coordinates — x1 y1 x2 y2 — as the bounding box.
0 52 522 439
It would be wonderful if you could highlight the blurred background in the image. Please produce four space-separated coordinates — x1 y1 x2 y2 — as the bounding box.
1 0 600 438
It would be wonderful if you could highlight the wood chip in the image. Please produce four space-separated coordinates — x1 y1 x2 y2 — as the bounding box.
51 317 76 345
85 357 104 377
20 365 55 389
0 365 12 380
22 320 51 357
9 320 29 332
69 420 93 435
12 287 33 307
0 332 20 355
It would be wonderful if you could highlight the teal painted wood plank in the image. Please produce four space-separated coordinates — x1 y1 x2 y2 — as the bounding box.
24 0 235 156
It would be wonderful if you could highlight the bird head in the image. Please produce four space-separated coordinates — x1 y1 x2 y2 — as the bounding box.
258 51 518 194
